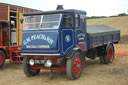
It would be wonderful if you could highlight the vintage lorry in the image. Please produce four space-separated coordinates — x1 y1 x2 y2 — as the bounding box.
21 9 120 79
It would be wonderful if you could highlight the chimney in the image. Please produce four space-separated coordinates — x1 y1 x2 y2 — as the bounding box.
56 5 64 10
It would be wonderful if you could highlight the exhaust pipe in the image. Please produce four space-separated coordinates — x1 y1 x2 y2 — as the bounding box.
56 5 64 10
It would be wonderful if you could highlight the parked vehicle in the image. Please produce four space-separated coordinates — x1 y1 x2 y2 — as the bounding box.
0 3 40 68
21 9 120 79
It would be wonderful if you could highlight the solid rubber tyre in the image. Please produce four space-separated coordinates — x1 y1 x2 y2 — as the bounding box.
66 52 84 80
100 44 115 64
104 44 115 64
0 50 6 68
23 57 40 77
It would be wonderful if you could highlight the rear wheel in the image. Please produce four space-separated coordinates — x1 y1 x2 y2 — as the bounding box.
23 57 40 77
0 50 6 68
100 44 114 64
66 52 84 80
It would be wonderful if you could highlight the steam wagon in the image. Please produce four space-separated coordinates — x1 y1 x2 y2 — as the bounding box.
21 9 120 79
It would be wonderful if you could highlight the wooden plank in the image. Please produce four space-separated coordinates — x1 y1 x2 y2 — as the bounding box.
29 10 33 13
28 9 31 13
0 23 2 40
0 23 2 46
2 23 9 46
24 8 28 13
17 13 23 50
8 5 10 21
10 5 17 11
8 5 11 48
16 8 19 47
23 8 24 13
24 8 32 13
0 5 8 21
18 8 23 13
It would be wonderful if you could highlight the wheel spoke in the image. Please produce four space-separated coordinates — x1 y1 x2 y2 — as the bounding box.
73 56 82 76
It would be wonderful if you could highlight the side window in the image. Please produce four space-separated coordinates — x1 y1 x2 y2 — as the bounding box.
62 14 73 28
80 14 86 29
75 14 79 27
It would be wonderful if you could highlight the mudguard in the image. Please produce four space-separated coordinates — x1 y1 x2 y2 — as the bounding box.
66 48 86 67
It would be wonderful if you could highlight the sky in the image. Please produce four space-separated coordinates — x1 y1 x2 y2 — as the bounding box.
0 0 128 16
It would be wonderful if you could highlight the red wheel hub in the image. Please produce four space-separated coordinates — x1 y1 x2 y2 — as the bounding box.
73 56 82 76
109 48 113 61
0 54 3 64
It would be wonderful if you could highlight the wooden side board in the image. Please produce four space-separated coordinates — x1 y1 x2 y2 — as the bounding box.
0 23 2 46
17 13 23 50
0 23 1 33
10 5 17 11
0 5 8 21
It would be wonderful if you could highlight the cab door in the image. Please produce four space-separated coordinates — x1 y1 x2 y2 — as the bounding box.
61 13 75 54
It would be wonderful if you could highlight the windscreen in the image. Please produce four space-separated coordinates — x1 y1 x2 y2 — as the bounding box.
24 14 61 30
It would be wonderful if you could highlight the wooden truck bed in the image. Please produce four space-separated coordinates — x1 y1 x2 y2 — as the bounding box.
87 25 120 48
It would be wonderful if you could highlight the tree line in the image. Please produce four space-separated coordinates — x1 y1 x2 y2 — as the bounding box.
87 13 128 19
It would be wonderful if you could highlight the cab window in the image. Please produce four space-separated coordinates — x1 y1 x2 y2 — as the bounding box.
75 14 79 27
80 14 86 29
23 14 61 30
62 14 73 28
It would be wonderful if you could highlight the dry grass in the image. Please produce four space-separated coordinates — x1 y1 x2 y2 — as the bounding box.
0 58 128 85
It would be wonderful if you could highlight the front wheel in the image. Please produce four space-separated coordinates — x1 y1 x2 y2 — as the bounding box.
66 52 84 80
23 57 40 77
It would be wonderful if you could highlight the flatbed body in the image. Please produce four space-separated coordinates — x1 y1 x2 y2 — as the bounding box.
87 25 120 48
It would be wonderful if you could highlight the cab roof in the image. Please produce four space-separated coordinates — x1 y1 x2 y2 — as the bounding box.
24 9 86 16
